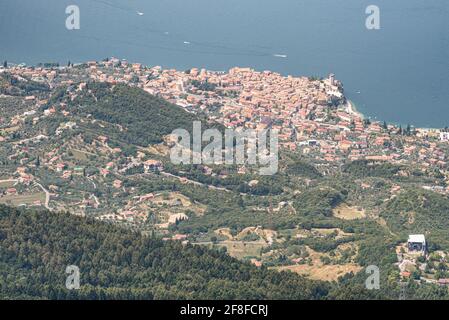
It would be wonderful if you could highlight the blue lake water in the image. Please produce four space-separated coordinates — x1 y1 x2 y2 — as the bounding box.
1 0 448 127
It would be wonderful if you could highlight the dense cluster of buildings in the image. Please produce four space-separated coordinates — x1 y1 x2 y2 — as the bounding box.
2 58 449 197
82 58 448 179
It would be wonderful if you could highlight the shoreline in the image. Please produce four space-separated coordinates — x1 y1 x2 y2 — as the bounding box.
345 99 441 131
2 59 443 131
345 100 365 120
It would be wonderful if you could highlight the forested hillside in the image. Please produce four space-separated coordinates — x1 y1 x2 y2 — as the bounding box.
0 72 50 96
0 205 330 300
44 83 221 146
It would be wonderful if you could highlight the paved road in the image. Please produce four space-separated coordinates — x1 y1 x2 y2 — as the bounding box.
34 182 51 210
160 171 232 192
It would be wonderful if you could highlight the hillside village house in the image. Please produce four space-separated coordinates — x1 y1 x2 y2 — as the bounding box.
168 212 189 224
5 188 17 196
407 234 427 253
440 132 449 142
438 279 449 286
144 159 163 173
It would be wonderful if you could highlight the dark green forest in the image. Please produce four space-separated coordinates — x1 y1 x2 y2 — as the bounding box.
2 205 448 300
43 83 222 146
0 205 330 300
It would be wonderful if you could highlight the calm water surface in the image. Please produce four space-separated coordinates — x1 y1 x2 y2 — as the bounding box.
1 0 448 127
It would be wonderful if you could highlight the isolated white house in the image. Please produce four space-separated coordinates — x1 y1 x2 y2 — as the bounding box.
407 234 427 253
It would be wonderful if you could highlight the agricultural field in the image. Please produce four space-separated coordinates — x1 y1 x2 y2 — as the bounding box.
197 240 268 260
333 203 366 220
270 244 362 281
273 262 362 282
0 192 46 207
0 179 16 188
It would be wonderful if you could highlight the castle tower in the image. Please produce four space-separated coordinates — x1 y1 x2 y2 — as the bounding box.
329 73 335 86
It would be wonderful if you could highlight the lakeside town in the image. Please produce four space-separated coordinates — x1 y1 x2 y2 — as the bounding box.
0 57 448 232
2 58 448 182
2 58 449 287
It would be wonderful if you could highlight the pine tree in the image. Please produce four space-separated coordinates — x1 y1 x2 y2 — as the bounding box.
406 124 411 136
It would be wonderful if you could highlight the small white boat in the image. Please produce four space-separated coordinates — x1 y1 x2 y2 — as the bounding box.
273 54 287 58
137 11 144 16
